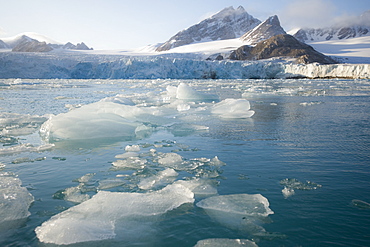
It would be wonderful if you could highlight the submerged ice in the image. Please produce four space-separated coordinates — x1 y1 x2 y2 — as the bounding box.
196 194 273 234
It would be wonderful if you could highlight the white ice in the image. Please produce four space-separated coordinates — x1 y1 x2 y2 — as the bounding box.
176 83 218 101
212 99 255 118
35 183 194 245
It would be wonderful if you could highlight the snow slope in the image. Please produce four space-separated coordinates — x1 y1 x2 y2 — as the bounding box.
308 36 370 64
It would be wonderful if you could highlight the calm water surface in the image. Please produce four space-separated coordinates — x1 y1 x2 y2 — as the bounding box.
1 79 370 246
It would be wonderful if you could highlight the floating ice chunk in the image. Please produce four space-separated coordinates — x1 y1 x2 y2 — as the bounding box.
35 184 194 245
125 144 140 152
112 157 147 170
176 83 218 101
97 178 125 190
74 173 95 183
0 172 34 223
212 99 255 118
40 101 168 141
115 151 139 159
0 143 54 155
194 238 258 247
158 153 183 167
196 194 273 233
280 178 322 190
138 168 178 190
177 103 191 111
55 185 90 203
174 178 218 197
282 187 295 199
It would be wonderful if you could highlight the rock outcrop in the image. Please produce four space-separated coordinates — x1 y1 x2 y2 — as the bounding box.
240 15 286 45
156 6 261 52
230 34 336 64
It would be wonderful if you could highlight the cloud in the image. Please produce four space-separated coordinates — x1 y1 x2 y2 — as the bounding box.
280 0 337 29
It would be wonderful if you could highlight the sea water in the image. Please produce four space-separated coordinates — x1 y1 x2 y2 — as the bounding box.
0 78 370 246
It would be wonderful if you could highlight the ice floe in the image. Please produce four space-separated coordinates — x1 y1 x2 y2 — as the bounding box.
35 183 194 245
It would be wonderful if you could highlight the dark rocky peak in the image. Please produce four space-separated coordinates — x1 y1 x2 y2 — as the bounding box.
231 34 336 64
240 15 286 45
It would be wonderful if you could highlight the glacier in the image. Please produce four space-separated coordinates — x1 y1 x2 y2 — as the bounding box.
0 52 369 79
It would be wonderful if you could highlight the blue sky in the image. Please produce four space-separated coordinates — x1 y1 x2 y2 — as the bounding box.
0 0 369 50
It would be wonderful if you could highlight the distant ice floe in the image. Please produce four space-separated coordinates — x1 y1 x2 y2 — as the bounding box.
0 143 54 155
39 83 254 143
194 238 258 246
35 184 194 245
0 112 48 137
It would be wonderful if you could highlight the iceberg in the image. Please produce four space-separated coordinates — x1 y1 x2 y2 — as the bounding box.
35 183 194 245
196 194 273 234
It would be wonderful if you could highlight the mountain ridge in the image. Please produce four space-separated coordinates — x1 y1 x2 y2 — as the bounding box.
155 6 261 52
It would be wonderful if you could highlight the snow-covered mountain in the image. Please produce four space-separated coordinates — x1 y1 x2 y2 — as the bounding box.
240 15 286 45
0 32 93 51
1 32 62 48
155 6 261 52
293 10 370 42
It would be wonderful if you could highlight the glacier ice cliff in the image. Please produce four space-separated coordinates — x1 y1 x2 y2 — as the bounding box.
0 52 369 79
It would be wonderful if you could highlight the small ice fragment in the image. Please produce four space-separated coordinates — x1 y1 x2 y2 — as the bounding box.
112 157 147 170
74 173 95 183
176 83 218 101
158 153 183 167
61 185 90 203
174 178 218 197
125 145 140 152
138 168 178 190
194 238 258 247
177 104 191 111
115 152 139 159
212 99 254 118
98 179 125 190
282 187 295 199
